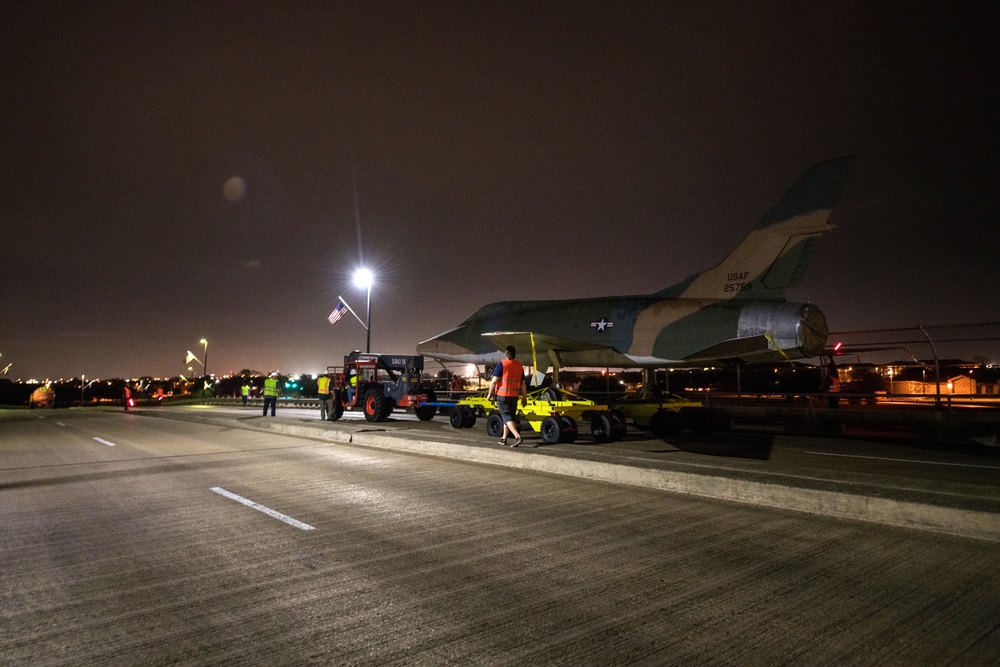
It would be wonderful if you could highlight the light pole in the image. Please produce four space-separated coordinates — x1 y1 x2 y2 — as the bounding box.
200 338 208 381
354 269 373 353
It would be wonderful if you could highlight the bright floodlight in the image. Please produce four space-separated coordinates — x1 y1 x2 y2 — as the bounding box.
354 268 373 289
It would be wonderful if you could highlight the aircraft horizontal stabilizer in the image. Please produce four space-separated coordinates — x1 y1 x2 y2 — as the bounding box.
682 335 774 363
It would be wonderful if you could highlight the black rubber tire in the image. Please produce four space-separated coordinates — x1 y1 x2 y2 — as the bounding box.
591 412 614 442
608 409 627 441
363 391 386 422
449 406 468 429
541 416 563 444
330 399 344 421
379 396 394 421
462 411 477 428
486 412 504 438
415 389 437 421
559 415 578 443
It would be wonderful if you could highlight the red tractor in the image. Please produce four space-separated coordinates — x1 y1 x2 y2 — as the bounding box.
327 352 437 422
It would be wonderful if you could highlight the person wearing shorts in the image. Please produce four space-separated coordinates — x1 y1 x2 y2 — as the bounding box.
487 345 529 447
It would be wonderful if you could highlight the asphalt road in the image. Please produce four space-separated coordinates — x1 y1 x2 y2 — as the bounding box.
2 408 999 665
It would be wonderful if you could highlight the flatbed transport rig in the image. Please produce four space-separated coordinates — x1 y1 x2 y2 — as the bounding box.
326 351 716 442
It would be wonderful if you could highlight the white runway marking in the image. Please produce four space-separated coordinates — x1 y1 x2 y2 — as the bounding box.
56 422 66 426
93 437 116 447
210 487 315 531
804 451 1000 470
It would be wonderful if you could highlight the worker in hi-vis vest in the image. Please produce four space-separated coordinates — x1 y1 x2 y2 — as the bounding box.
487 345 529 447
317 374 332 420
263 375 279 417
347 369 357 403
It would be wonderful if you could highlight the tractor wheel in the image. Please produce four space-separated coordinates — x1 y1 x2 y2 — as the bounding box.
330 399 344 421
462 411 477 428
559 415 578 443
541 416 563 444
379 396 395 420
450 406 468 429
590 412 614 442
650 409 681 437
486 412 504 438
363 390 387 422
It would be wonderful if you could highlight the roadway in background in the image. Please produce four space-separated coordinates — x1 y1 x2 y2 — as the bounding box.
2 407 999 665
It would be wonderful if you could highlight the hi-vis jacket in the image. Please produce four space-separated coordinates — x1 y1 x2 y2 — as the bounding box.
496 358 525 398
263 378 279 397
317 376 330 396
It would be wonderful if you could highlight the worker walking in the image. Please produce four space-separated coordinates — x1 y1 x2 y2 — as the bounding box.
317 374 332 420
263 374 279 417
487 345 529 447
241 383 250 407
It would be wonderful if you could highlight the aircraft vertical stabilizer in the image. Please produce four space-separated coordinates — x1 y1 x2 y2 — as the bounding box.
659 157 854 301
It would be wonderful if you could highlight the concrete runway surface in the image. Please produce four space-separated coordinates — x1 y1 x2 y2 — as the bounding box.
2 407 998 665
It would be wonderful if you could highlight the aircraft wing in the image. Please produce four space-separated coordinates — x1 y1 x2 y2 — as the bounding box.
483 331 615 354
481 331 637 367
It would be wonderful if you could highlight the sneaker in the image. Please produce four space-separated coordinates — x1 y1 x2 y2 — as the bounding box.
498 438 507 446
511 437 523 447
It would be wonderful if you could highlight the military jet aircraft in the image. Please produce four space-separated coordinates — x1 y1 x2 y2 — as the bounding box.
418 157 854 372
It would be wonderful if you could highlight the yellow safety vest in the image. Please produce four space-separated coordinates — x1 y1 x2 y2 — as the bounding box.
263 378 278 397
317 376 330 395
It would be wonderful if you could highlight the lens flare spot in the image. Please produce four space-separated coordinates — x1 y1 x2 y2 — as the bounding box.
223 176 247 201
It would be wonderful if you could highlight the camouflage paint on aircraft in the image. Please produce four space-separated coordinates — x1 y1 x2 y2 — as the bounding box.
418 157 854 370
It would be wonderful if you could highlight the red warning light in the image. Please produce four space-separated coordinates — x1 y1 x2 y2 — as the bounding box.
833 342 843 353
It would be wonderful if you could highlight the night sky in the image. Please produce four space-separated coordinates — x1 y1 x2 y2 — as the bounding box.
3 1 999 379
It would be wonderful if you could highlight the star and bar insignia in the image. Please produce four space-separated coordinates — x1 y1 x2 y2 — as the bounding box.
590 317 614 332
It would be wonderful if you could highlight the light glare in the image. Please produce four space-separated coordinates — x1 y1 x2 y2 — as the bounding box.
354 268 373 289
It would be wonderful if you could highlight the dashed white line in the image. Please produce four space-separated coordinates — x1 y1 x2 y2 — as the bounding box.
804 451 1000 470
210 487 315 531
93 437 116 447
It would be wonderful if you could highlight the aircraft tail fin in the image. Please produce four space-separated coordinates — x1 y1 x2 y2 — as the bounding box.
658 156 854 301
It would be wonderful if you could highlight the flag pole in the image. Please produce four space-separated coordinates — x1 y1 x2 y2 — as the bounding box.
337 296 368 330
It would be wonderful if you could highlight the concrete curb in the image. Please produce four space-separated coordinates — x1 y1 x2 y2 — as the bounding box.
135 409 1000 543
345 429 1000 543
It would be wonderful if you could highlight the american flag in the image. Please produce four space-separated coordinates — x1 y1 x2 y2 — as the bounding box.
328 302 347 325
